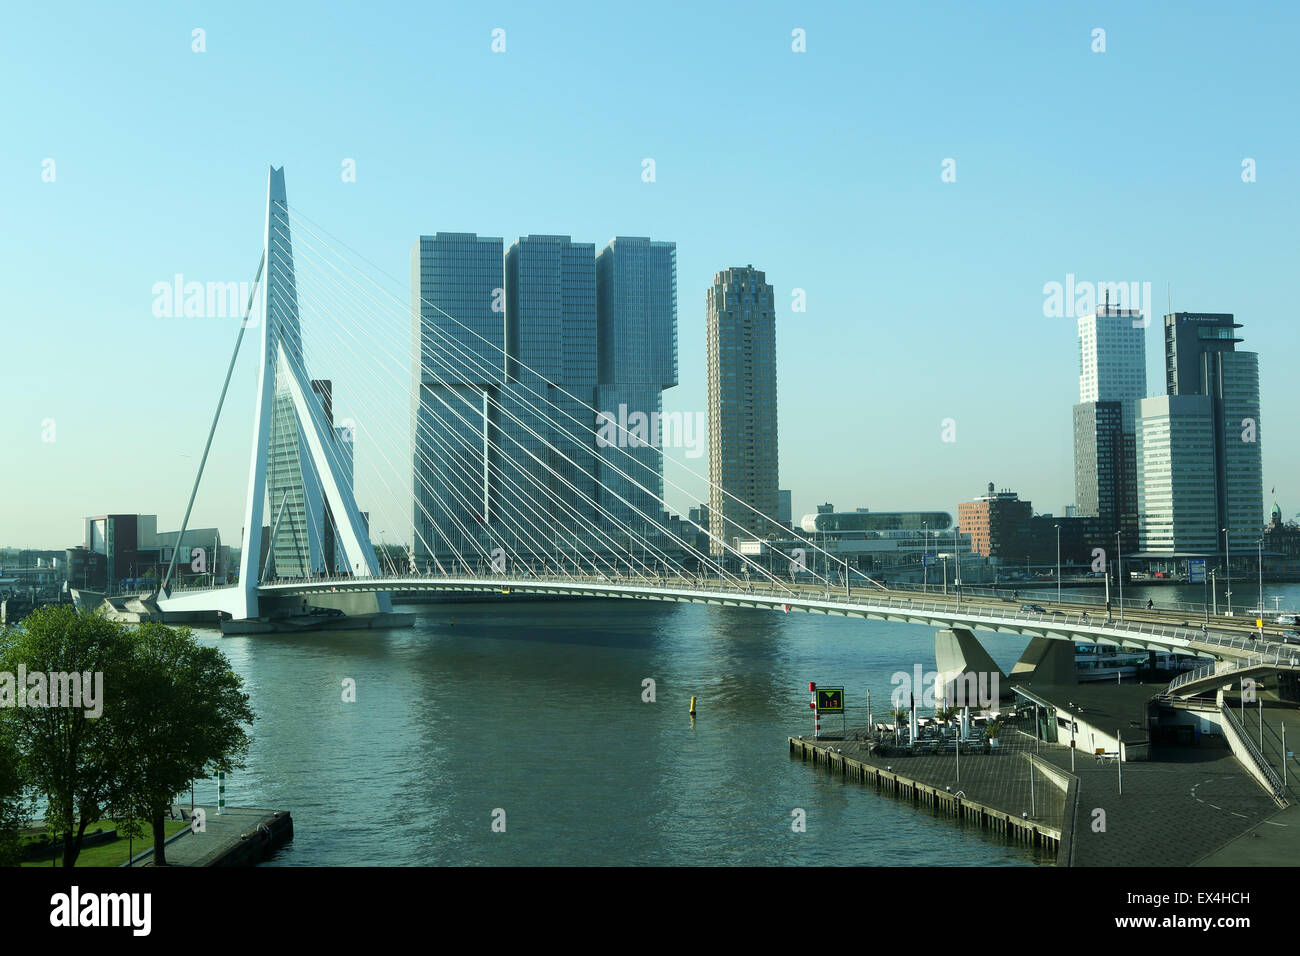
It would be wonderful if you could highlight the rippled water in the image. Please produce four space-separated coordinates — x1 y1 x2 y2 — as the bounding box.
185 598 1065 866
187 582 1300 865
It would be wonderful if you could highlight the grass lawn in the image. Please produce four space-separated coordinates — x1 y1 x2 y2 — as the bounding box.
18 820 191 867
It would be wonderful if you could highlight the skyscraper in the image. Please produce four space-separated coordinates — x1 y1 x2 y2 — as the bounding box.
502 236 599 542
1136 395 1219 554
410 233 505 566
706 265 779 554
1072 297 1145 552
412 230 679 566
594 237 678 530
1156 312 1263 554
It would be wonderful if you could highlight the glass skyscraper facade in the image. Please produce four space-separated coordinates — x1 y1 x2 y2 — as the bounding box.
410 233 505 566
411 232 678 567
1136 313 1263 555
706 265 779 555
1073 302 1145 553
502 237 599 546
1153 313 1263 554
594 237 678 531
1136 395 1218 554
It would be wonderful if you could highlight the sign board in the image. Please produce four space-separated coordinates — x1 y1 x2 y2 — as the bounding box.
815 687 845 714
1188 559 1207 584
923 553 936 568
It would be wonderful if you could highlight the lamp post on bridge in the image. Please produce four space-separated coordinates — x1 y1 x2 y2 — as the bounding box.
1055 524 1061 605
1258 537 1264 629
954 525 961 609
1115 530 1124 622
1221 526 1233 617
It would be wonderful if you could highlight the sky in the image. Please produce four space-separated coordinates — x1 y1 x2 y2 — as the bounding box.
1 0 1297 550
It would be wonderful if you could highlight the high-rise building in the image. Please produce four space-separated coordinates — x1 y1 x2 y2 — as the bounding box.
1073 400 1127 528
1073 298 1145 552
1077 297 1146 431
777 489 793 528
1136 395 1218 554
594 237 678 531
502 236 599 543
410 233 505 565
1147 312 1264 554
706 265 778 553
412 231 679 566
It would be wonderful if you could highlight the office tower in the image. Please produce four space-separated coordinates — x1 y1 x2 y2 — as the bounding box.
1078 296 1146 429
594 237 678 530
502 236 599 541
706 265 779 553
1158 313 1263 554
1072 297 1145 552
777 490 793 528
410 233 505 565
1073 400 1124 530
1136 395 1219 554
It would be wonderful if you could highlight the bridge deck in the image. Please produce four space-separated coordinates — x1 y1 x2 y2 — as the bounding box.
203 573 1280 660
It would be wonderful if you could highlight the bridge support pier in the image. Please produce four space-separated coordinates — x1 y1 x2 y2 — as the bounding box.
1010 636 1077 686
935 628 1009 706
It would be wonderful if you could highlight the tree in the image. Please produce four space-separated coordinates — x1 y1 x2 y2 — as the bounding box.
0 723 30 866
892 708 909 745
0 605 136 866
113 622 254 865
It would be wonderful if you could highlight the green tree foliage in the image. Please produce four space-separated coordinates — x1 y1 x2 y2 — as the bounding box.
0 724 30 866
113 622 254 865
0 605 135 866
0 607 255 867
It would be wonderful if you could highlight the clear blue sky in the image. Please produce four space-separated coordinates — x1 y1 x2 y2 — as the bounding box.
2 0 1297 549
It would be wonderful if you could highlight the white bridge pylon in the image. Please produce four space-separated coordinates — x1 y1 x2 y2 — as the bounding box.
164 167 387 621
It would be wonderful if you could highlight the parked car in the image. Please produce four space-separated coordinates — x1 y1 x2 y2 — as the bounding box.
1283 630 1300 646
1020 603 1047 613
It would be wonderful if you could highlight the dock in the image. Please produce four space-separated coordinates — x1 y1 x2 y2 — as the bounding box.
790 732 1065 857
125 806 293 867
791 718 1286 865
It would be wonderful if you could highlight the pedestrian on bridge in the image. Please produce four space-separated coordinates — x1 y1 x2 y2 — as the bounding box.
1147 599 1154 610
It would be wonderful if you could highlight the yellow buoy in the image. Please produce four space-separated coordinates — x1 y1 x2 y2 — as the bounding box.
689 696 697 717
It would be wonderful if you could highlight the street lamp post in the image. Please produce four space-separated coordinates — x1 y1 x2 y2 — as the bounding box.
1055 524 1061 604
1223 527 1232 617
1115 531 1123 622
953 526 961 609
923 522 928 592
1258 538 1264 624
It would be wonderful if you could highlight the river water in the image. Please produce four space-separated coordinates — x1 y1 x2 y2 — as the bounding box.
188 582 1300 866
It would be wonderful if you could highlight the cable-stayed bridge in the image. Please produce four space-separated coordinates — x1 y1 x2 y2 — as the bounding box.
150 168 1297 680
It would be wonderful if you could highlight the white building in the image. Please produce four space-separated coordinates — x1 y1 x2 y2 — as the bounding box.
1077 301 1147 432
1136 395 1218 554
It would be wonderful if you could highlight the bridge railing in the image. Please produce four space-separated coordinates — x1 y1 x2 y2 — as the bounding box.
1166 645 1300 694
1220 701 1288 805
251 569 1287 660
